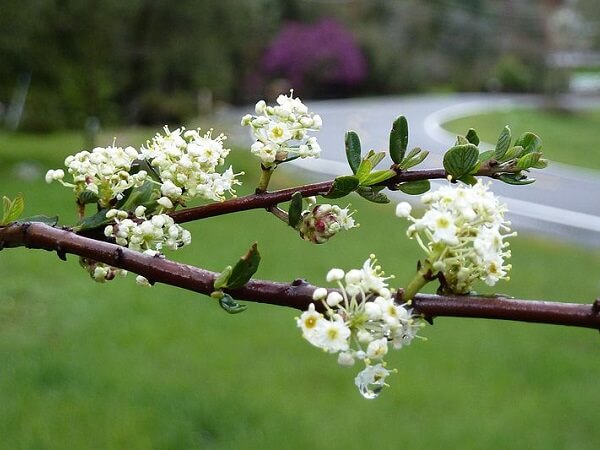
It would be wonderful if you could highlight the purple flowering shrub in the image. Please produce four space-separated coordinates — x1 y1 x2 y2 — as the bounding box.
262 19 367 96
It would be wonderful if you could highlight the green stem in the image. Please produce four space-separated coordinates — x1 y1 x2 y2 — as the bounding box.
402 262 434 302
256 166 275 193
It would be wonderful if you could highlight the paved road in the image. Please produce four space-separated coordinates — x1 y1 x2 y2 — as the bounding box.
226 93 600 246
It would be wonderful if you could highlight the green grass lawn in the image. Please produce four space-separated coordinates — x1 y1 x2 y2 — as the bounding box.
443 108 600 170
1 129 600 449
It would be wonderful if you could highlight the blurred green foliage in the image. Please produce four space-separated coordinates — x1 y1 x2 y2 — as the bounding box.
1 0 577 131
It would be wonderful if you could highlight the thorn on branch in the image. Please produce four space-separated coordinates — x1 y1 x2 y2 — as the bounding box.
424 316 435 326
291 278 307 287
56 245 67 261
591 298 600 315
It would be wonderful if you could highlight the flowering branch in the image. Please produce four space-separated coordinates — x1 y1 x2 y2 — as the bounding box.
168 164 513 225
1 222 598 330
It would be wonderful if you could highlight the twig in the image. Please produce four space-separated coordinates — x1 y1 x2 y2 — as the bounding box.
2 222 599 331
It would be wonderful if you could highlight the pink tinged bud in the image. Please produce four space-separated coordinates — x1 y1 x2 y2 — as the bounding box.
299 204 344 244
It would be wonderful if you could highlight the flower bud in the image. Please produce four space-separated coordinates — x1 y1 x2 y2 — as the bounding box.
299 204 349 244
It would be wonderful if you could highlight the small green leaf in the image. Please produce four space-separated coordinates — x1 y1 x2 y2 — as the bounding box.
397 179 431 195
2 196 10 219
514 132 542 155
324 175 360 199
465 128 480 146
400 148 429 170
502 145 524 161
495 126 512 160
1 193 24 224
458 174 478 186
214 266 233 290
77 208 111 231
443 144 479 179
356 186 390 204
517 152 542 170
478 150 494 162
77 190 99 205
288 192 303 228
365 150 386 169
345 131 362 174
117 179 161 212
15 215 59 226
533 158 549 169
361 169 396 187
455 135 469 145
355 159 373 184
218 293 248 314
498 174 535 185
227 242 261 289
389 115 409 164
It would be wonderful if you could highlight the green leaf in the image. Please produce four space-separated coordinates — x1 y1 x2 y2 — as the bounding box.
498 174 535 185
288 192 303 228
400 148 429 170
389 115 409 164
14 215 59 226
514 132 542 155
227 242 261 289
77 208 111 231
495 126 511 160
443 144 479 179
365 150 386 169
459 174 478 186
465 128 480 146
502 145 524 161
77 190 99 205
324 175 360 199
355 159 373 184
397 179 431 195
117 179 161 212
345 131 362 174
517 152 542 170
361 169 396 187
356 186 390 204
218 293 248 314
1 193 24 224
455 135 469 145
214 266 233 290
533 158 549 169
478 150 494 162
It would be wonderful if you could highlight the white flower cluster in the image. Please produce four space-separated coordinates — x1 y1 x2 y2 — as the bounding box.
299 201 357 244
141 126 241 204
103 207 191 255
45 145 146 207
241 91 322 167
396 181 514 293
297 256 425 399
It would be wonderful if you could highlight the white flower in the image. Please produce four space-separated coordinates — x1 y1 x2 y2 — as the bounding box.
297 257 425 398
398 180 513 293
326 268 345 282
395 202 412 218
366 338 389 360
317 317 350 353
297 303 324 346
242 91 322 166
326 291 344 307
312 288 328 301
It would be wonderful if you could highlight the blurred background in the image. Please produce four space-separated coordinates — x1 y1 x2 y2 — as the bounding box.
1 1 600 449
2 0 600 131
